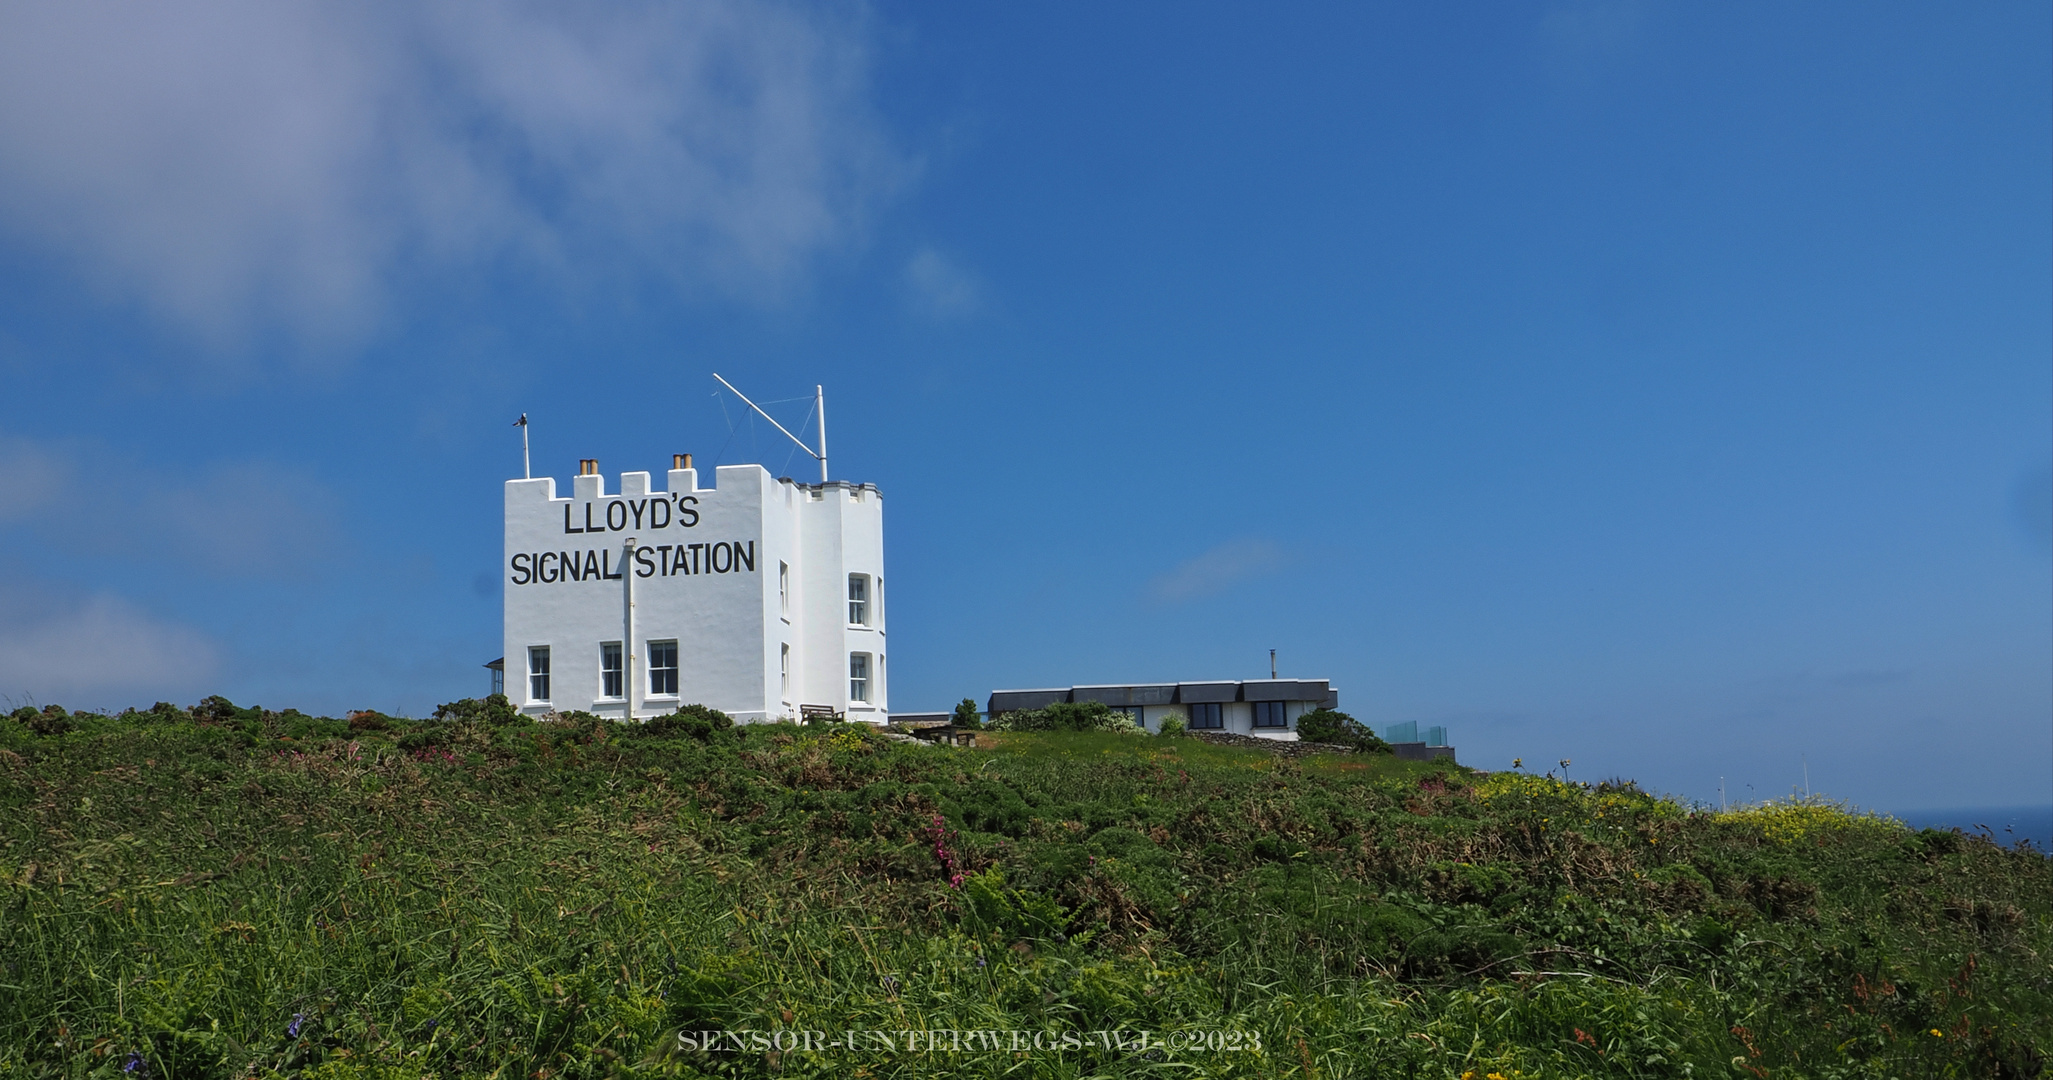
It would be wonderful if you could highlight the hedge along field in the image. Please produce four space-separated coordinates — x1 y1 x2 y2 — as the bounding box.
0 699 2048 1079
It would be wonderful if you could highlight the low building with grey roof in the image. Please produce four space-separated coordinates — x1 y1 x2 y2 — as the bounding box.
986 679 1340 740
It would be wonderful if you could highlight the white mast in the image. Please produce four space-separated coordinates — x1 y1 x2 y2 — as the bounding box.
711 373 829 481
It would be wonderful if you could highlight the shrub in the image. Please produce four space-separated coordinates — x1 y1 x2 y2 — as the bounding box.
118 702 191 725
191 695 251 727
962 867 1072 940
990 700 1140 734
1155 714 1187 738
1294 707 1391 753
431 694 522 727
346 710 394 733
639 703 735 742
952 697 984 730
10 705 70 737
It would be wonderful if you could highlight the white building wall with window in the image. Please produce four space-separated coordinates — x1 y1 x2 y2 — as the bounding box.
503 462 886 723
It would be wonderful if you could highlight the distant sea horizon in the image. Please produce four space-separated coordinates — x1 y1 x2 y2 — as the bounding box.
1885 805 2053 853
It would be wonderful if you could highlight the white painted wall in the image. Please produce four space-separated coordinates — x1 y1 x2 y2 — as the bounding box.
1135 701 1319 740
503 463 885 723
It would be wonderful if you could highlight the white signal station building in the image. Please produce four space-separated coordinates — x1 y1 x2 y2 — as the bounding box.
503 454 886 723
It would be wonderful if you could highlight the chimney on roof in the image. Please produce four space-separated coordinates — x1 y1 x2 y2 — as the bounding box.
579 459 598 476
674 453 692 470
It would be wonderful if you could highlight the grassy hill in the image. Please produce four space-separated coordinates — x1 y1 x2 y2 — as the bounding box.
2 699 2047 1078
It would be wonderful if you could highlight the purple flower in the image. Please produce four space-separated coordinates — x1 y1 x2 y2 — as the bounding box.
122 1052 143 1074
287 1013 306 1038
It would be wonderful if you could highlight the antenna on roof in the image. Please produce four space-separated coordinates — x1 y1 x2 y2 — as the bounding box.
513 413 530 479
712 374 828 481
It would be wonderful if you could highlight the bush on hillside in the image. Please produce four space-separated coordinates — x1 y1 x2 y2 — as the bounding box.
1155 713 1187 737
990 700 1141 734
952 697 984 731
346 710 395 733
432 694 523 727
9 705 71 737
638 703 735 742
191 695 251 727
119 701 192 725
1295 707 1391 753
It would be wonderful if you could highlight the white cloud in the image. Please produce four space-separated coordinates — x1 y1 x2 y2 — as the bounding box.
0 1 904 351
1148 539 1288 603
904 246 980 319
0 435 340 577
0 591 218 706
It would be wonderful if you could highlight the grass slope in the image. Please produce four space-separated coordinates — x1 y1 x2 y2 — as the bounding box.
1 700 2047 1078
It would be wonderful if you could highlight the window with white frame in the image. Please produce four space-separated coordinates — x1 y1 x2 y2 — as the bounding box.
778 562 790 617
849 653 870 702
780 643 790 698
600 642 623 698
648 640 678 696
1252 701 1289 728
847 575 869 626
527 646 551 702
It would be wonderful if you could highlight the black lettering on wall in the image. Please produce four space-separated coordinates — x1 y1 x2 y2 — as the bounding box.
540 551 559 583
655 544 673 576
606 501 627 531
689 543 704 574
736 541 755 573
510 552 531 585
601 549 620 580
711 542 731 574
672 546 690 575
629 499 646 529
634 547 656 578
583 550 602 580
678 496 699 528
584 503 602 533
561 552 583 582
563 504 583 534
651 499 671 529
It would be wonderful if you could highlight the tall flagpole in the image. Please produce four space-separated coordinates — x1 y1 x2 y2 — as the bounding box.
816 384 828 481
515 413 530 478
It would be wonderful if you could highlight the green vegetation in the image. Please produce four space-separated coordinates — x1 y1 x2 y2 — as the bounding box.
1292 708 1391 754
988 700 1141 733
2 699 2047 1078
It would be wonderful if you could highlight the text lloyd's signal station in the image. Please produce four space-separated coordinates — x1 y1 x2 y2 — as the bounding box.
508 494 759 585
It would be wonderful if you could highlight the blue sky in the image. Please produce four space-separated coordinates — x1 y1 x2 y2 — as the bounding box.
0 2 2046 815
